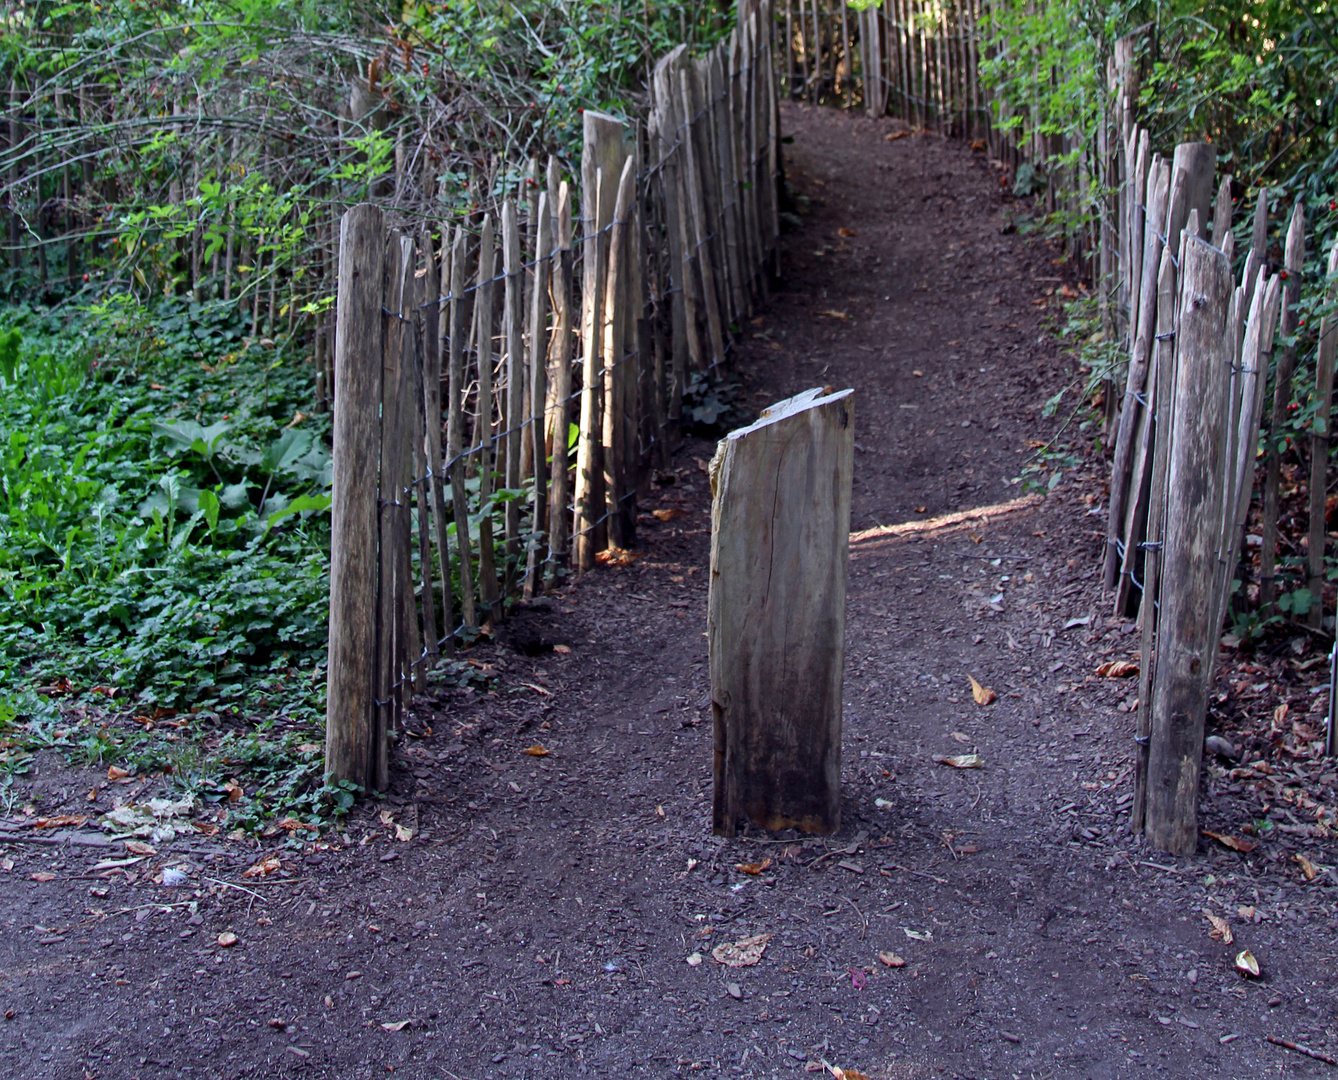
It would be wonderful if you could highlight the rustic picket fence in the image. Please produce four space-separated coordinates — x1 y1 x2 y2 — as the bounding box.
323 4 781 791
1095 130 1338 852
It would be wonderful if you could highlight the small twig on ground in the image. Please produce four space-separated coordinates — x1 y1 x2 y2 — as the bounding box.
1137 860 1183 874
203 876 267 901
955 550 1036 561
888 863 948 884
840 895 867 940
1266 1035 1338 1066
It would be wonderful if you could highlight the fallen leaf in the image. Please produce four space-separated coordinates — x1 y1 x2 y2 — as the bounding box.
217 931 238 948
1273 703 1289 726
655 805 666 819
850 967 866 990
522 744 550 757
1095 660 1139 678
914 505 927 514
1233 949 1259 978
241 856 281 879
379 809 395 826
736 858 771 875
277 817 317 832
726 982 742 1000
553 644 572 654
912 370 924 377
123 840 156 856
1203 910 1233 945
903 928 932 942
1296 854 1318 880
816 309 851 320
0 858 12 871
878 951 906 968
874 797 894 810
31 815 87 829
223 779 243 803
653 508 687 522
30 871 55 882
107 765 130 780
685 952 703 967
838 228 858 237
968 676 996 705
296 742 321 754
949 731 970 744
712 933 773 968
935 754 984 769
967 531 984 544
381 1019 412 1032
885 130 911 141
1202 830 1258 854
394 824 414 843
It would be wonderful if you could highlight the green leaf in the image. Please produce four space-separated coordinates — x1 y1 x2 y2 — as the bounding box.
265 493 332 531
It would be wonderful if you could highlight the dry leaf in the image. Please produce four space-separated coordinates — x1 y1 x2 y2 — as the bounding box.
1203 910 1233 945
31 815 87 829
379 809 395 826
736 858 772 875
522 745 550 757
885 130 911 141
968 676 996 705
838 228 858 237
1203 830 1258 854
816 309 851 320
1095 660 1139 678
30 871 55 882
967 532 984 544
553 643 572 654
1273 703 1289 726
241 856 281 879
380 1020 412 1032
277 818 316 832
878 951 906 968
394 824 414 843
711 933 773 968
652 508 687 522
107 765 129 780
1233 949 1260 978
685 952 703 967
1296 854 1318 880
1238 905 1257 921
223 779 243 803
123 840 156 856
913 505 928 513
217 932 238 948
949 732 970 744
935 754 984 769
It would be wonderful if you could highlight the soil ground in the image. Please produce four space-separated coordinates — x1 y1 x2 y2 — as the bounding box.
2 102 1337 1080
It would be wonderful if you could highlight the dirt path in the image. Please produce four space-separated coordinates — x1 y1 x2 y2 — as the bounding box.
3 102 1337 1080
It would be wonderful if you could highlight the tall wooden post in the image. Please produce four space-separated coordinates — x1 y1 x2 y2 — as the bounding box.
325 205 385 790
710 388 854 837
1143 235 1234 855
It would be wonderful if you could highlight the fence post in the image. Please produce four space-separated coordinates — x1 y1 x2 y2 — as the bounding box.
474 215 502 620
446 224 478 630
1143 234 1234 855
547 177 574 585
503 200 525 566
1307 245 1338 627
603 157 638 550
710 388 855 837
325 204 385 791
524 189 552 598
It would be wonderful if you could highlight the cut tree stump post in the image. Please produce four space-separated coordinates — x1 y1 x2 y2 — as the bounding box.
709 387 854 837
1143 234 1234 855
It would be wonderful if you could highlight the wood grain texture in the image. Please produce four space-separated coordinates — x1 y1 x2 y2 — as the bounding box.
1144 235 1234 855
503 199 524 562
474 215 501 620
325 204 384 790
524 190 551 598
446 224 477 630
709 387 854 838
547 179 574 583
424 228 454 653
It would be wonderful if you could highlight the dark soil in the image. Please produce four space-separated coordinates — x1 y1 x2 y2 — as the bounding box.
3 102 1337 1080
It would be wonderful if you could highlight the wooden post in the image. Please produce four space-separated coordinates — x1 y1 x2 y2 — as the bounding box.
710 388 854 837
1143 235 1234 855
548 177 574 584
410 288 438 682
475 215 502 620
1105 157 1169 594
374 233 414 789
1307 244 1338 628
575 111 627 571
680 77 728 367
1260 200 1306 614
424 229 455 654
1132 248 1178 834
325 205 385 791
603 157 637 551
447 225 478 630
524 190 552 598
503 199 525 565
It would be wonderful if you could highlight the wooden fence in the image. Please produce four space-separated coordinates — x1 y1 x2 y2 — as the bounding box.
323 3 780 791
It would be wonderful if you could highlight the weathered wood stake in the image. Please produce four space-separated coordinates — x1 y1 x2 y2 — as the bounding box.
710 388 854 837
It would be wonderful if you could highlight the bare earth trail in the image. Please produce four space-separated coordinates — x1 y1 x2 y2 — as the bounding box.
3 102 1337 1080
